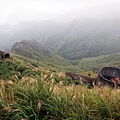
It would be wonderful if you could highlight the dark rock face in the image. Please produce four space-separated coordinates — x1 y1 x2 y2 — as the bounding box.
65 72 95 87
0 51 10 59
96 67 120 88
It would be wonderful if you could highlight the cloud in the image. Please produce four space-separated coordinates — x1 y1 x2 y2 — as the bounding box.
0 0 120 24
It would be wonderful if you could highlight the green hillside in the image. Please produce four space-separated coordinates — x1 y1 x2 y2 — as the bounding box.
74 52 120 72
11 39 70 67
0 53 120 120
11 40 120 73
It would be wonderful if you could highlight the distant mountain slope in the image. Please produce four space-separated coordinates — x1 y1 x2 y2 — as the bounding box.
74 52 120 72
0 20 66 51
1 19 120 59
11 40 51 58
11 40 70 66
10 41 120 73
43 19 120 59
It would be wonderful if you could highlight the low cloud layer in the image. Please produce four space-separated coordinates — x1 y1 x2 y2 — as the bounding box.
0 0 120 24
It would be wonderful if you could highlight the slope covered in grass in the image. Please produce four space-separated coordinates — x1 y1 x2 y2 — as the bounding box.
11 39 70 66
70 52 120 72
0 51 120 119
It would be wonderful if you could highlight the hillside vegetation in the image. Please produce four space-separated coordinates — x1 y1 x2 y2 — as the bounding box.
11 40 70 67
10 40 120 73
44 19 120 59
72 52 120 72
1 43 120 119
0 55 120 119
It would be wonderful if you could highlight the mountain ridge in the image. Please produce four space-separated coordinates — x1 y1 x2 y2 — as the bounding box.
1 19 120 59
11 39 70 66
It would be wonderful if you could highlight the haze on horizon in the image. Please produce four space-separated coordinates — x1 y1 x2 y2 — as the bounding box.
0 0 120 25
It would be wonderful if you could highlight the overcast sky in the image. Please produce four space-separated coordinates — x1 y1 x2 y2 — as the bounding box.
0 0 120 24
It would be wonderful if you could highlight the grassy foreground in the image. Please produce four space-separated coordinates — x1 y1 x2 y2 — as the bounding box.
0 73 120 120
0 55 120 120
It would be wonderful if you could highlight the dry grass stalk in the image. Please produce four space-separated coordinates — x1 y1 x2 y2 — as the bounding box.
58 72 65 79
37 100 44 112
21 77 37 84
2 106 12 113
21 119 27 120
6 80 13 86
58 81 65 86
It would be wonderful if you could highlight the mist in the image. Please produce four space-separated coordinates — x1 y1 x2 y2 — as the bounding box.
0 0 120 25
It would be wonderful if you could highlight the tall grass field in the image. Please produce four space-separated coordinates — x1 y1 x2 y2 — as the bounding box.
0 57 120 120
0 73 120 120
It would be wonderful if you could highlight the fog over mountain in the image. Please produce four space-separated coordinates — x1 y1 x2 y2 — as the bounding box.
5 8 61 25
1 0 120 24
1 0 120 59
1 19 120 59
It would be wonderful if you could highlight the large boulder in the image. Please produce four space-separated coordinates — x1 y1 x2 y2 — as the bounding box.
96 67 120 88
0 51 10 59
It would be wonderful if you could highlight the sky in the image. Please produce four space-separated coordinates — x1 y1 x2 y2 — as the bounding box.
0 0 120 24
